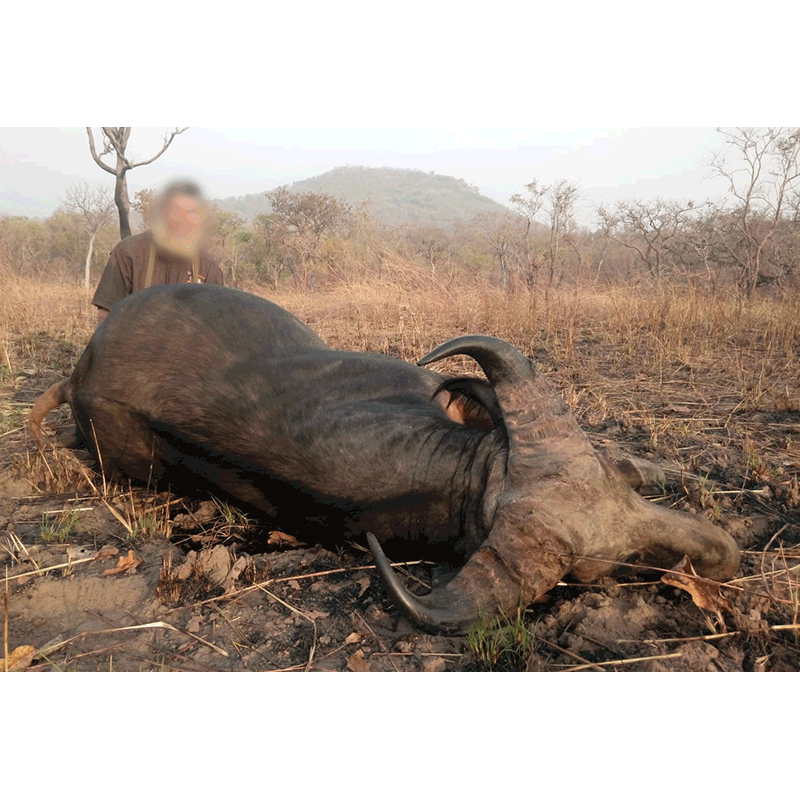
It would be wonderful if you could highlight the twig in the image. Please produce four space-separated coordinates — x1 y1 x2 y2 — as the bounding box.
538 637 606 671
34 620 229 660
258 587 317 672
41 506 94 516
3 566 8 672
164 559 432 614
271 559 430 584
370 652 459 659
616 632 739 645
1 556 96 583
759 524 792 602
353 610 400 672
145 641 223 672
209 600 248 643
559 652 684 672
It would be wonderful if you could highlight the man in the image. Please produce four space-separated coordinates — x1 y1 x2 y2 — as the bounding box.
92 180 223 325
54 182 223 449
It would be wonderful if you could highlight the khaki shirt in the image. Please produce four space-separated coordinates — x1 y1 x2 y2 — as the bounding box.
92 231 224 312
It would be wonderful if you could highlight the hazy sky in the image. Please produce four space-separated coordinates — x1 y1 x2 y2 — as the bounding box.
0 127 736 227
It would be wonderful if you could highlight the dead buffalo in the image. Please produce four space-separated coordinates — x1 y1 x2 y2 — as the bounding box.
29 284 739 632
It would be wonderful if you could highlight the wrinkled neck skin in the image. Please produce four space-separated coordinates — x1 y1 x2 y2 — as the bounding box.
337 421 508 563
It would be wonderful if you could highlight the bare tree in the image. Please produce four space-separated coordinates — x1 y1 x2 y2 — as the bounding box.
591 208 618 282
673 204 723 291
708 127 800 295
509 180 547 287
476 212 524 289
86 127 188 239
598 198 694 281
545 179 580 283
61 181 116 289
509 179 580 285
402 223 452 275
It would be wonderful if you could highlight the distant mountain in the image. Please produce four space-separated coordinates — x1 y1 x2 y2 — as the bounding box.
215 166 510 228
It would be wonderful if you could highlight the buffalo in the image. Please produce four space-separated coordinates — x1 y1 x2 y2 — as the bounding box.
29 284 740 632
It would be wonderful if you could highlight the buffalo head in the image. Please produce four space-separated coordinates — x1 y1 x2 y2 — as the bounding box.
369 335 739 633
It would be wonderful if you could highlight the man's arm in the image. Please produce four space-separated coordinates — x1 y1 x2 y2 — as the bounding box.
92 245 132 325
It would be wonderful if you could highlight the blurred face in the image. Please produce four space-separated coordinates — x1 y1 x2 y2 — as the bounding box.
162 194 206 240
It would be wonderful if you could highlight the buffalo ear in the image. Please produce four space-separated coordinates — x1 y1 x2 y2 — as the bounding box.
433 377 501 430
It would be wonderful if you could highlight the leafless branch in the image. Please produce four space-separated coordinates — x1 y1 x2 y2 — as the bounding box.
85 128 116 175
128 127 189 168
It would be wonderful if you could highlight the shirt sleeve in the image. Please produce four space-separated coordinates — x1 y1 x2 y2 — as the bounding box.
92 245 133 311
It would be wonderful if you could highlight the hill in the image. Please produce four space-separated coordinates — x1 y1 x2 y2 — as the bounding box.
215 166 510 228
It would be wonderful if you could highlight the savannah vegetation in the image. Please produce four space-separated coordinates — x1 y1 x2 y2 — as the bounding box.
1 127 800 671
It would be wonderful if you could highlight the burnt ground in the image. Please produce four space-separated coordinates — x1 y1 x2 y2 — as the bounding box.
2 334 800 672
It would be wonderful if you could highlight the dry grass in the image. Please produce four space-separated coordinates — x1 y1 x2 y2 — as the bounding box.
4 263 800 519
3 262 800 669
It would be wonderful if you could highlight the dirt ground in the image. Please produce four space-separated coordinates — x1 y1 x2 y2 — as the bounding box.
3 311 800 673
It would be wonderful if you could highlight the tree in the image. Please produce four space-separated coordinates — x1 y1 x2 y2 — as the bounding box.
509 180 547 287
597 198 694 281
132 188 157 231
708 127 800 295
86 127 187 240
509 179 580 285
61 182 116 289
476 212 524 289
263 188 353 288
266 187 352 241
545 179 580 284
402 223 452 274
205 208 245 283
0 216 49 277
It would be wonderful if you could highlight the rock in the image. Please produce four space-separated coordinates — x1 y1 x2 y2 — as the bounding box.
422 656 447 672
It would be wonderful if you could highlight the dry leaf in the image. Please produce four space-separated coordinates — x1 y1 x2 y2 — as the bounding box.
661 555 733 631
0 645 37 672
221 555 250 593
346 649 371 672
93 545 120 560
344 632 361 645
102 549 143 576
267 530 307 548
356 575 371 598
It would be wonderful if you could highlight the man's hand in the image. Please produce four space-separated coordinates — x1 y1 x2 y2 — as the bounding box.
97 308 110 326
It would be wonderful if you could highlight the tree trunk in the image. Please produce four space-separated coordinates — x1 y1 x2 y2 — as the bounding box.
84 231 96 291
114 163 132 240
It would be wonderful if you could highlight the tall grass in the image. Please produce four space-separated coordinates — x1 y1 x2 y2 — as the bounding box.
3 262 800 421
